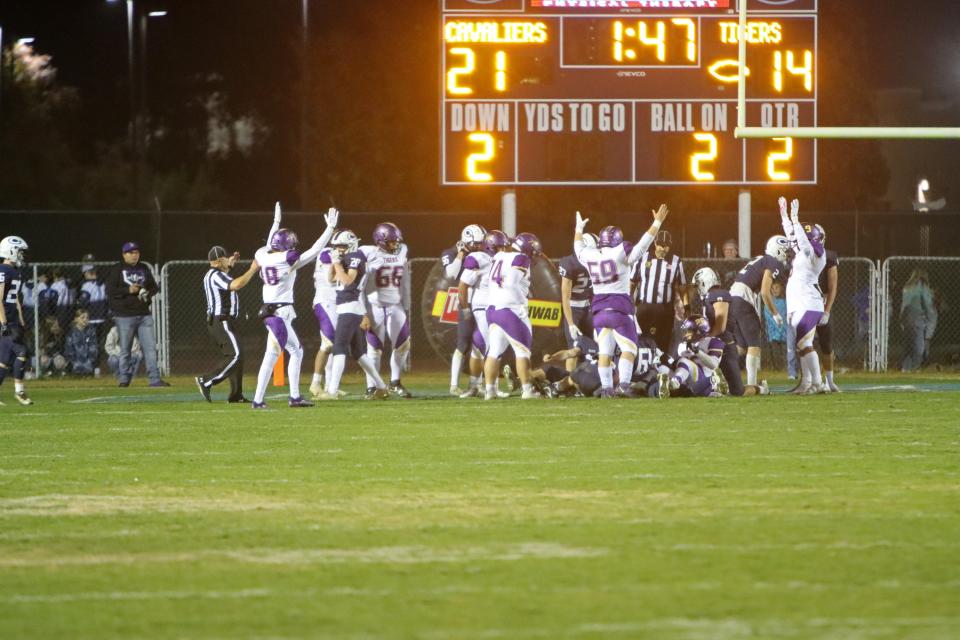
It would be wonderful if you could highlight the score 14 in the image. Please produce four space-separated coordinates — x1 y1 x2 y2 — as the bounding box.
689 133 795 182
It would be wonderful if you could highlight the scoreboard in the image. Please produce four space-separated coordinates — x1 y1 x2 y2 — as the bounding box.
440 0 818 186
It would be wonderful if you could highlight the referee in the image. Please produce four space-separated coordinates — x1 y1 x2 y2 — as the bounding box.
631 230 686 352
195 246 260 403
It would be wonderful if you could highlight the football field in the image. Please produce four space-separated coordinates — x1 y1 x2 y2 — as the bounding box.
1 372 958 639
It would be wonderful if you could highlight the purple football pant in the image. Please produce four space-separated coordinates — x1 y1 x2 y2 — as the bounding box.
592 309 639 356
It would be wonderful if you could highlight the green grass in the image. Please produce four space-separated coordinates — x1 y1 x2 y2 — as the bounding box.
1 372 958 639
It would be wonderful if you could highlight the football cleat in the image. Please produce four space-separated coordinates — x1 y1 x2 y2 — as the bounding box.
599 388 615 399
449 386 463 397
502 365 521 392
252 401 268 409
791 384 812 395
288 397 314 408
828 380 842 393
713 372 729 395
390 383 412 398
365 388 390 400
195 376 212 403
459 387 481 399
615 383 637 398
496 389 511 399
758 379 771 396
149 380 171 388
657 372 671 399
227 396 251 404
309 381 324 397
14 391 33 406
484 389 497 401
314 390 340 401
118 381 130 388
521 389 542 400
544 383 561 399
0 398 5 406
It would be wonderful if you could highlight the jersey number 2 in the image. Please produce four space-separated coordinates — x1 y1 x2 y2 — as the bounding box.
4 280 21 305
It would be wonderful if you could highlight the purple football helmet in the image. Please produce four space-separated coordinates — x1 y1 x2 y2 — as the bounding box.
681 314 711 342
512 232 542 257
803 223 826 257
483 230 510 255
270 228 298 252
598 226 624 248
373 222 402 253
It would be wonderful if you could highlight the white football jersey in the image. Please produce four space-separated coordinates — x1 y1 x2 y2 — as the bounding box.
312 247 337 305
255 246 300 304
786 228 826 312
459 251 493 310
362 244 408 307
487 251 531 309
573 244 634 296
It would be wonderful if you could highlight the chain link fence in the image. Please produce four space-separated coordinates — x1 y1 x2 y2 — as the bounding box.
881 257 960 372
34 255 960 378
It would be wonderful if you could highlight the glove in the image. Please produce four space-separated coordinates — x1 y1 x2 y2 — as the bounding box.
274 201 282 224
138 288 150 303
567 324 581 339
772 313 784 328
0 323 9 337
456 241 466 253
819 311 830 326
790 199 801 224
324 207 339 229
575 211 590 233
330 251 342 265
778 196 788 219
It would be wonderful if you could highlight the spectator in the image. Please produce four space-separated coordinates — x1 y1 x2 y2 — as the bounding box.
49 268 76 329
21 272 47 331
65 309 99 375
900 269 936 372
720 239 741 288
78 263 109 344
763 280 788 371
38 315 68 377
105 241 168 387
105 324 142 381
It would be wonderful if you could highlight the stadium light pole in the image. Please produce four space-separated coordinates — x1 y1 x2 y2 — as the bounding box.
0 26 4 121
300 0 310 209
107 0 138 206
139 9 167 192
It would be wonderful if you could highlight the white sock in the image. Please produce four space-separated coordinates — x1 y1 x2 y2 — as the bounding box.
598 365 614 390
450 350 464 387
14 381 24 393
617 358 635 388
358 355 386 389
745 353 760 386
311 372 322 385
390 347 406 383
826 370 835 385
485 383 496 397
327 354 346 394
365 347 380 389
287 348 303 399
802 352 822 387
324 353 333 382
469 375 480 390
254 346 280 403
522 383 534 395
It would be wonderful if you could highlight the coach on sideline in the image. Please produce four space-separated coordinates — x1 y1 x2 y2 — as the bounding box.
106 241 168 387
195 246 260 403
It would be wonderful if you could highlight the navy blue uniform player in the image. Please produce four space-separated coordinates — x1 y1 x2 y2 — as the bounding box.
443 224 486 395
692 267 745 396
728 236 789 390
816 236 841 392
0 236 33 405
318 230 389 400
557 232 596 371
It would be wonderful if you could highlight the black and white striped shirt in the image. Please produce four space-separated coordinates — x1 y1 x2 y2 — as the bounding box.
632 253 685 305
203 268 238 318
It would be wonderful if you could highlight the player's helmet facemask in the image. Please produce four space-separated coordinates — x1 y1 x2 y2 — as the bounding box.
270 229 299 252
598 226 624 248
373 223 403 254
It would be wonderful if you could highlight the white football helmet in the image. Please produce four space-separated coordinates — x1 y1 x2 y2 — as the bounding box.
582 232 599 250
765 235 791 264
0 236 29 267
693 267 720 297
331 229 359 254
460 224 487 249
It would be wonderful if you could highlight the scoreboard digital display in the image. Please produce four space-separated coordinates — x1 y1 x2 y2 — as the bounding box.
440 0 818 186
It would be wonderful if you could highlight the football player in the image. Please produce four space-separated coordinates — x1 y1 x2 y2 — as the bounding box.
483 232 543 400
728 235 790 389
0 236 33 405
316 229 390 400
779 197 828 394
441 224 486 395
558 232 597 372
457 230 511 398
361 223 412 398
654 315 724 399
251 203 338 409
815 224 841 392
573 205 669 398
692 267 746 396
309 242 339 399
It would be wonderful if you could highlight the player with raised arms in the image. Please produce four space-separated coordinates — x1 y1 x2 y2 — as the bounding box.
728 234 790 392
361 222 413 398
573 205 669 398
0 236 33 405
483 232 543 400
441 224 486 395
779 196 828 394
251 203 339 409
308 240 339 399
558 232 597 372
317 229 390 400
